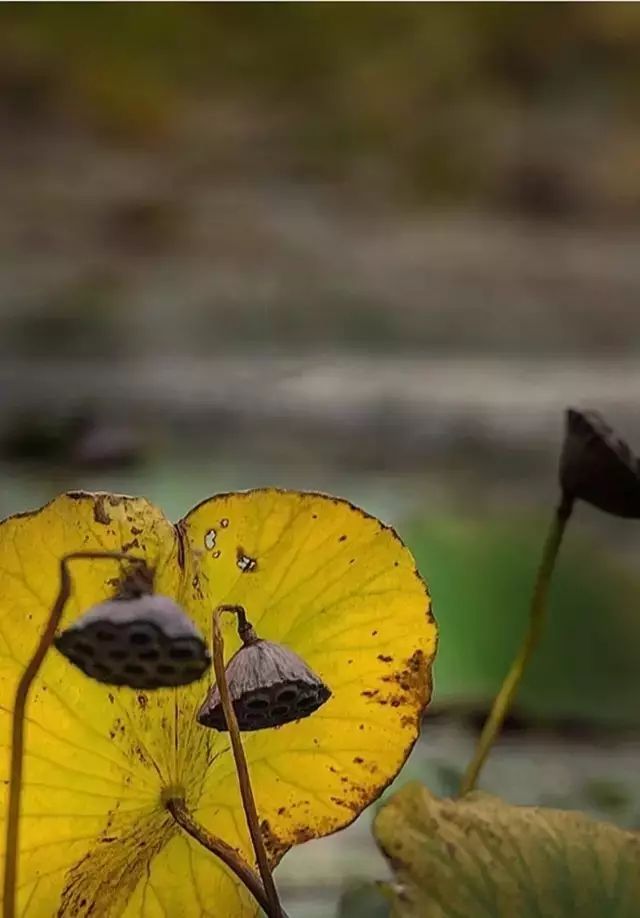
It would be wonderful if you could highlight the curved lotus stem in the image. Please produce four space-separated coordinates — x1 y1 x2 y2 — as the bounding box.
3 551 146 918
166 798 273 915
212 605 284 918
460 494 574 795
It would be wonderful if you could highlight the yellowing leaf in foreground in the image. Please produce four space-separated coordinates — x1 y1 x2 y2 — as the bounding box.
374 782 640 918
0 489 435 916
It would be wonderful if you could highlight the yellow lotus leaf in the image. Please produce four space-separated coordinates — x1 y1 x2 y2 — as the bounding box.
0 489 435 916
374 782 640 918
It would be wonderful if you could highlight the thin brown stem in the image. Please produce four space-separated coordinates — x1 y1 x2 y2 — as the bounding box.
213 605 283 918
459 495 574 796
217 603 257 645
3 551 146 918
166 798 270 914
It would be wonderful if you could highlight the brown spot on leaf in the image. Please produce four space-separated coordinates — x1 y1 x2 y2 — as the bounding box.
378 649 428 711
93 496 111 526
338 534 347 542
260 819 287 863
58 808 174 917
133 744 152 768
377 654 393 663
174 520 187 570
331 795 363 813
353 756 364 764
356 759 379 775
331 796 350 810
292 825 315 846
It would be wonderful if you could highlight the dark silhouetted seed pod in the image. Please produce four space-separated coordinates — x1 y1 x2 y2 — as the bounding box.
54 595 211 689
559 408 640 518
197 639 331 731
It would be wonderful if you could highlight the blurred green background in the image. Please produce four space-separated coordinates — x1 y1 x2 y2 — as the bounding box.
1 5 640 915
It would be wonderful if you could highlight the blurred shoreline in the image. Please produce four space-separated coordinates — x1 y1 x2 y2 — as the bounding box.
2 353 638 468
3 204 640 357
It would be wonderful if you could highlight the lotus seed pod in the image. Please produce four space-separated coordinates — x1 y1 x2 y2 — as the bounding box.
560 408 640 518
197 639 331 731
55 594 211 689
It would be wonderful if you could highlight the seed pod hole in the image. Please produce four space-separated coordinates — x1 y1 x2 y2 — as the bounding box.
276 688 297 703
168 643 196 661
95 629 115 642
129 630 153 646
124 664 146 677
246 696 269 710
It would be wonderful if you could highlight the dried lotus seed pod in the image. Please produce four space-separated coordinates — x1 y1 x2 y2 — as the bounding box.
54 594 210 689
197 638 331 731
560 408 640 518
